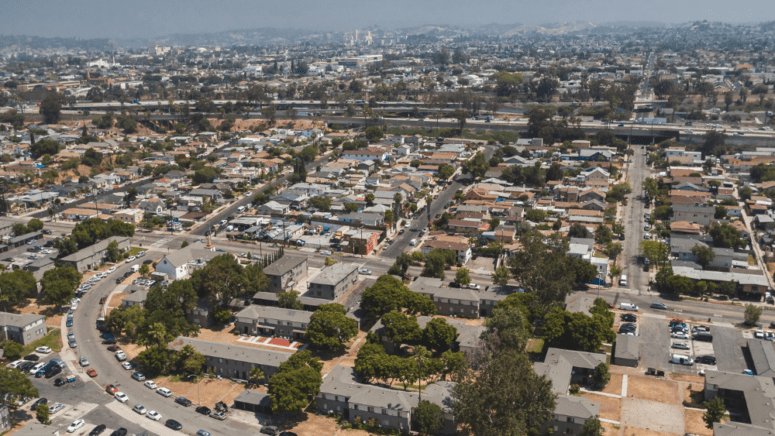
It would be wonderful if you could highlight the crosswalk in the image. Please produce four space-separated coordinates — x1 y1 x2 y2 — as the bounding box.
150 237 174 249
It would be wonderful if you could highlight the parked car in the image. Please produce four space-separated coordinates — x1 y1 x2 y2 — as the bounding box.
67 419 85 433
87 368 97 377
30 398 47 410
109 428 127 436
261 426 279 436
35 346 52 354
156 387 172 397
166 419 183 431
651 302 667 310
195 406 211 415
114 392 128 403
671 332 689 339
49 403 65 414
131 372 145 381
106 384 118 394
621 314 637 322
89 424 107 436
672 342 690 350
132 404 147 415
54 377 66 387
146 410 161 421
210 411 226 420
696 355 717 365
175 397 192 407
79 357 89 367
144 381 158 390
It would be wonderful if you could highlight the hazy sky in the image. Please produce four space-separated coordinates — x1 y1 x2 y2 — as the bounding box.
1 0 772 39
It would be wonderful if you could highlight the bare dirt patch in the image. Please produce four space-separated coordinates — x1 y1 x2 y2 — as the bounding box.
121 343 147 361
682 381 706 408
196 326 300 353
620 398 684 435
620 427 680 436
285 412 341 436
157 377 197 399
670 373 704 384
603 373 624 396
684 409 713 436
627 376 681 404
195 378 243 408
108 293 128 309
580 393 621 422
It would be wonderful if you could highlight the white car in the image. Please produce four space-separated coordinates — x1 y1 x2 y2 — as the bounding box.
67 419 85 433
7 360 23 369
133 404 147 415
114 392 128 403
115 351 127 362
146 410 161 421
126 256 135 263
107 267 116 273
144 380 158 390
671 332 689 339
35 346 51 354
121 361 132 370
48 403 65 414
468 283 481 290
156 387 172 397
320 250 332 256
358 268 372 275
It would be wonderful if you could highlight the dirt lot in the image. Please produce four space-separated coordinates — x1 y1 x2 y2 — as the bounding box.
603 373 624 396
620 427 679 436
284 413 341 436
121 343 147 361
621 398 684 435
684 409 713 436
155 376 197 398
581 393 621 422
197 378 244 408
627 376 681 404
682 382 706 408
108 293 128 309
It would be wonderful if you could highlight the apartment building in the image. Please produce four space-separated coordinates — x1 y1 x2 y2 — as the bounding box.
0 311 47 345
171 336 292 380
307 263 359 300
234 305 313 340
263 256 308 293
59 236 130 273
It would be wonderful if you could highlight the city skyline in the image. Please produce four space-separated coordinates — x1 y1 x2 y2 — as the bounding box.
1 0 773 40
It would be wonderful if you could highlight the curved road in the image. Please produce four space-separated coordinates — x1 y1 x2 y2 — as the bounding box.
73 261 258 436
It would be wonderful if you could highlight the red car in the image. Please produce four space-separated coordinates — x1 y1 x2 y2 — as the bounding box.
87 368 97 377
106 384 118 394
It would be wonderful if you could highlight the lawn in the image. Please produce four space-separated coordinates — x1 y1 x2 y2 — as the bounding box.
22 328 62 355
126 247 144 257
526 338 544 353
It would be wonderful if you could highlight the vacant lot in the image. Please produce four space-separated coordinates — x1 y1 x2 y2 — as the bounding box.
581 393 621 422
156 376 197 398
284 413 341 436
620 427 679 436
603 373 624 396
196 378 244 408
621 398 684 435
18 302 62 328
628 376 680 404
685 409 713 436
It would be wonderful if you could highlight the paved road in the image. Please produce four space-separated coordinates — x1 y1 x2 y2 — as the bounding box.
27 178 152 219
381 144 496 259
72 261 259 436
621 144 650 292
189 152 332 237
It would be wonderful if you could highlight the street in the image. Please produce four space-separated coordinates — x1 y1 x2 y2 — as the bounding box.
621 144 650 292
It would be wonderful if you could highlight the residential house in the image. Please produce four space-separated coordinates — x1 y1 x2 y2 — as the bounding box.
0 311 46 345
59 236 130 273
409 277 505 318
171 337 291 380
234 305 313 340
122 290 149 308
155 242 221 280
420 239 472 265
264 256 308 293
543 395 600 436
341 229 380 255
316 365 456 434
534 347 607 393
307 263 359 300
256 201 289 216
672 203 715 227
113 209 144 225
613 334 640 367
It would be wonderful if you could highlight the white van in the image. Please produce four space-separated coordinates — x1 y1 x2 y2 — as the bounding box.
670 354 693 365
620 302 639 311
619 275 628 286
130 264 140 273
237 206 246 214
409 239 418 246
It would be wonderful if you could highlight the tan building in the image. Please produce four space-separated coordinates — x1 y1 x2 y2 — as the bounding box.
114 209 144 224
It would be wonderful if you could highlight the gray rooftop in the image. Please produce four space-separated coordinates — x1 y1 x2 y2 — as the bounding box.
263 256 307 277
0 311 45 328
714 422 775 436
60 236 130 263
171 336 292 368
704 370 775 430
554 394 599 420
748 339 775 377
308 263 358 286
160 242 220 267
614 334 640 361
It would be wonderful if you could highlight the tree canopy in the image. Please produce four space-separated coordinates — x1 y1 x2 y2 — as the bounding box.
305 303 358 352
359 275 435 319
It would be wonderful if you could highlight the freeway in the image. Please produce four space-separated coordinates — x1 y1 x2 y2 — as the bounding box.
72 260 259 436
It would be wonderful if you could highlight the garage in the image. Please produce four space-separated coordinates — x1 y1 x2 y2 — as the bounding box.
233 390 272 414
613 334 640 367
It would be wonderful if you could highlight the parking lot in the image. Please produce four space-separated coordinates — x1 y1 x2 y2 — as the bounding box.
0 235 58 271
632 313 747 374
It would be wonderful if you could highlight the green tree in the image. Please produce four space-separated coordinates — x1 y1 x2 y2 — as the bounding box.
40 92 66 124
40 266 82 312
192 167 221 184
593 362 611 390
30 139 60 159
359 275 435 318
462 152 488 179
268 350 323 415
703 397 726 429
415 400 444 436
324 256 337 266
453 348 555 436
422 249 455 279
139 264 150 277
248 366 266 388
525 209 546 222
1 340 23 360
423 318 458 352
0 269 37 311
579 416 603 436
691 245 716 268
455 268 471 286
308 196 331 211
745 303 763 326
491 266 510 286
568 223 591 239
594 224 613 245
277 290 303 310
364 126 384 143
136 346 170 377
640 240 670 268
709 223 745 249
605 242 623 260
305 304 358 352
0 366 39 408
190 254 248 307
382 311 422 349
438 164 455 180
36 402 50 424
